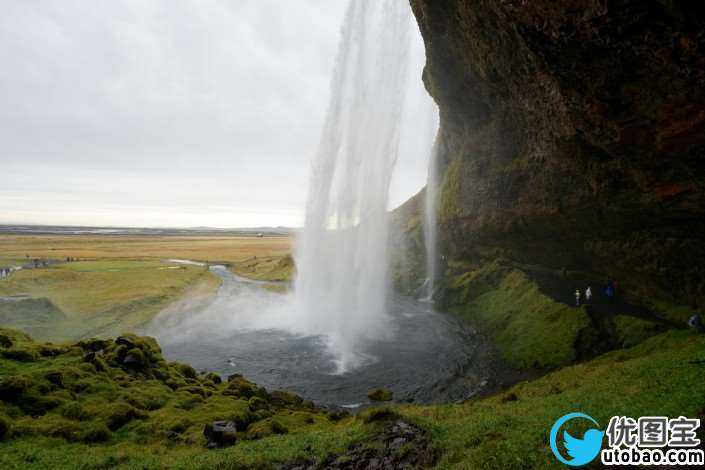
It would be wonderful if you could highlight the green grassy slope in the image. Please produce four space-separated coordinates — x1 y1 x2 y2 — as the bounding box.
445 263 593 369
0 328 366 470
398 330 705 469
0 261 219 342
1 326 703 469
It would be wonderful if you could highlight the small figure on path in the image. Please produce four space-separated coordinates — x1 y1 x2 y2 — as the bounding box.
575 289 581 306
688 313 703 333
585 286 592 304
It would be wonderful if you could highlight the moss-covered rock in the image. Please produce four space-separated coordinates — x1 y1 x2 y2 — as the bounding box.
204 372 222 384
77 423 112 443
0 375 32 400
0 415 10 439
246 418 288 440
105 402 147 431
368 388 394 402
59 402 91 421
409 0 705 310
0 327 344 463
268 390 303 407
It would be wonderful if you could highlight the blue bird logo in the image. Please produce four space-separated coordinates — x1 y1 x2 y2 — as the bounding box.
550 412 604 466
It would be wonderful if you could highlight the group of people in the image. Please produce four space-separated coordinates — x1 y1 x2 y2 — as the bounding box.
575 286 592 306
574 278 620 306
0 267 17 279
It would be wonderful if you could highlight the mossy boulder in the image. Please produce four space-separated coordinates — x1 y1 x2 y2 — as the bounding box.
368 388 393 402
1 347 39 362
59 402 91 421
177 363 197 379
224 376 261 399
105 402 147 431
268 390 303 407
76 338 110 352
0 333 13 348
203 420 237 448
78 423 112 443
0 376 32 400
122 348 146 369
0 327 337 459
246 418 288 440
204 372 222 384
0 415 10 439
248 396 269 412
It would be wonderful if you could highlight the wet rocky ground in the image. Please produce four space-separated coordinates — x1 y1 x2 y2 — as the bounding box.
280 418 438 470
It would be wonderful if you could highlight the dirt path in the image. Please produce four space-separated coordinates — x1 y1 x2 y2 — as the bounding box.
525 266 683 327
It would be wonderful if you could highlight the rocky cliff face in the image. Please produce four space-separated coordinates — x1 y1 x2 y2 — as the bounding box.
409 0 705 306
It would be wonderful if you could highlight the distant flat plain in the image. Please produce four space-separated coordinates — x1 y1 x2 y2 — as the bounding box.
0 233 292 342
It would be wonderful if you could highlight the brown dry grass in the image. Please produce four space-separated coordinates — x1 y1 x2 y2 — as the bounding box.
0 234 291 265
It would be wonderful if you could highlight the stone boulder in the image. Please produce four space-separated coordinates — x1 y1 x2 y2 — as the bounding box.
203 420 237 449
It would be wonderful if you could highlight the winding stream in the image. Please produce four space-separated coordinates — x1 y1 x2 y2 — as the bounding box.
148 265 492 408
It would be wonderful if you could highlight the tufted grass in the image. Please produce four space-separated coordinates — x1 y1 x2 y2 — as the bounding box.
0 260 218 342
398 329 705 469
448 265 593 369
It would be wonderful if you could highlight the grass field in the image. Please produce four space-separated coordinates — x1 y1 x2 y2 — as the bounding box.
0 234 294 342
0 234 291 265
0 326 702 469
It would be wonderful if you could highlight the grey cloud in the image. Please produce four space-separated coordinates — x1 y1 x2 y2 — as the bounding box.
0 0 432 227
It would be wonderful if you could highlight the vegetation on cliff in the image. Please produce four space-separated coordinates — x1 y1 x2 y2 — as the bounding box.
1 324 702 469
0 327 368 469
410 0 705 308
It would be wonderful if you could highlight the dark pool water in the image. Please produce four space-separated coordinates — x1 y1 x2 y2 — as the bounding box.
149 266 492 408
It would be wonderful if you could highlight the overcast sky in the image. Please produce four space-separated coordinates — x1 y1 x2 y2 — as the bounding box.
0 0 435 228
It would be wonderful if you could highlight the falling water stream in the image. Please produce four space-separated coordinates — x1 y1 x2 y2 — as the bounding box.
292 0 414 372
148 0 487 407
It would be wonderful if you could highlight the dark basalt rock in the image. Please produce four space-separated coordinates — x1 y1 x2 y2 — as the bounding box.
77 338 110 352
407 0 705 305
115 336 136 349
204 420 237 449
280 420 437 470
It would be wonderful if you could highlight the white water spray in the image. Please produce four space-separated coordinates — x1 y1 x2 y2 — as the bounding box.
422 137 440 301
293 0 414 372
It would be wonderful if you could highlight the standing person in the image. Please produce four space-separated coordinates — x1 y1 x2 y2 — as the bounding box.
575 289 581 306
585 286 592 304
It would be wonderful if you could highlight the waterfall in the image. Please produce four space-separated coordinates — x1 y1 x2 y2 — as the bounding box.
293 0 414 373
422 137 439 301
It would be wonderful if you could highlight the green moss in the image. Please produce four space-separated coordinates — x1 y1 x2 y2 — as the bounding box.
359 407 401 424
451 267 593 368
1 347 40 362
610 315 665 348
268 390 303 407
59 402 91 421
248 396 269 411
439 156 463 223
367 388 393 402
77 423 112 443
177 363 197 379
246 418 288 439
398 330 705 469
0 415 10 439
104 402 147 431
0 375 32 400
204 372 222 384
